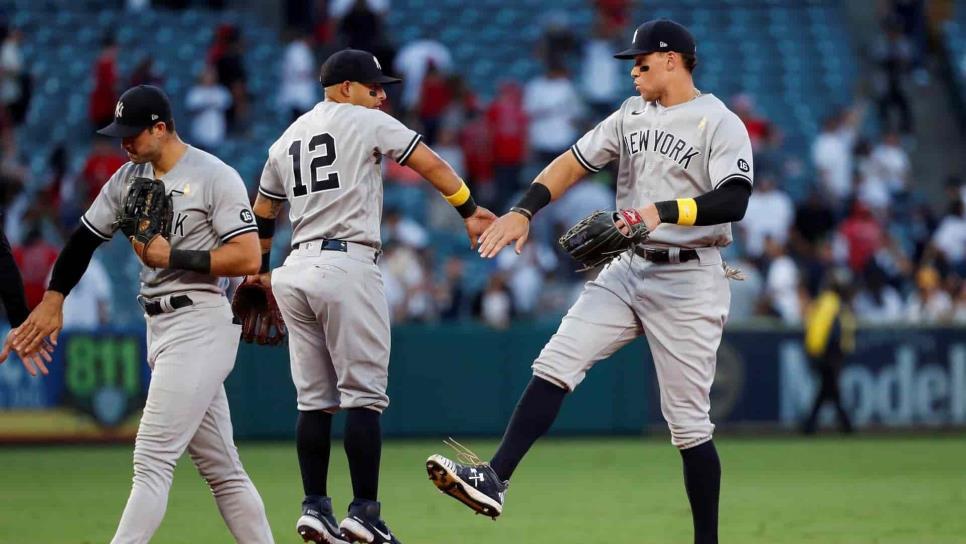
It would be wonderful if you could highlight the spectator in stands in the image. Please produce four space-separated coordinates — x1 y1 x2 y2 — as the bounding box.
496 241 558 317
433 127 466 180
839 201 885 274
790 187 837 257
12 226 58 309
436 256 467 321
580 16 624 119
535 11 578 69
474 272 513 329
486 81 528 209
0 26 25 126
89 34 119 130
185 65 232 152
762 236 802 324
80 135 126 207
394 38 452 114
954 283 966 323
811 105 863 206
802 268 855 434
277 30 319 122
738 174 793 263
128 55 163 88
417 62 452 145
383 207 429 250
872 16 914 133
524 58 585 166
731 93 771 151
59 255 112 330
335 0 387 53
853 261 905 323
593 0 631 31
906 266 953 323
458 109 493 199
926 198 966 277
208 24 249 134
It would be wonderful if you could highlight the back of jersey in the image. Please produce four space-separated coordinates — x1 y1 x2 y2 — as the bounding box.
259 100 422 248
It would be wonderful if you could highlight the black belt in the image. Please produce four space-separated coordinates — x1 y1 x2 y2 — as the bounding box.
292 238 381 263
633 247 699 264
141 295 193 317
292 239 348 252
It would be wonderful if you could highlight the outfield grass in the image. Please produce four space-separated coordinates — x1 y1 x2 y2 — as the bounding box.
1 436 964 543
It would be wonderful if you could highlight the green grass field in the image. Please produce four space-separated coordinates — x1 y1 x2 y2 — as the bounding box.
1 436 964 543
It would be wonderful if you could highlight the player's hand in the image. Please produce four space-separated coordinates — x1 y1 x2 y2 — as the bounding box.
132 235 171 268
10 291 65 356
463 206 497 250
0 330 55 377
243 272 272 287
477 211 530 258
616 204 661 235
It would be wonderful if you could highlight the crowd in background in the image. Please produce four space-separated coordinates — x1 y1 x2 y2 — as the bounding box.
0 0 964 330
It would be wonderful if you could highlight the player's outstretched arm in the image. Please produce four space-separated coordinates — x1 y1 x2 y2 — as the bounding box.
403 142 496 249
10 225 105 357
477 151 587 258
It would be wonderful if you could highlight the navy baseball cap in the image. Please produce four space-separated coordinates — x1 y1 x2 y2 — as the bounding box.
97 85 173 138
614 19 696 59
320 49 402 87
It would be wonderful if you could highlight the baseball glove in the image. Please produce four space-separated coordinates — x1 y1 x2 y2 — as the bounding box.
558 209 650 271
231 279 287 346
115 177 173 254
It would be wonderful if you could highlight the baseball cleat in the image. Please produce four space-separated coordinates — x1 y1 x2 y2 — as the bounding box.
297 496 350 544
339 499 401 544
426 438 508 519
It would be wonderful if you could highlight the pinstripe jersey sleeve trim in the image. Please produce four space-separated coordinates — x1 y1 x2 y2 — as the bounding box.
80 215 113 241
570 144 601 173
397 133 423 166
713 173 753 190
220 225 258 243
258 186 287 200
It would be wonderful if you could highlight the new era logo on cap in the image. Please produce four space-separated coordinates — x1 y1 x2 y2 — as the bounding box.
660 41 668 47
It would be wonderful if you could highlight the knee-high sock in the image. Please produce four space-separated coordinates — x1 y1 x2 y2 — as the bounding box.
680 440 721 544
297 410 333 497
489 376 567 481
344 407 382 501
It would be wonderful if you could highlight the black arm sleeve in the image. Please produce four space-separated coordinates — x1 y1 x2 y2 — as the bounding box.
0 226 30 326
655 177 752 226
47 225 105 297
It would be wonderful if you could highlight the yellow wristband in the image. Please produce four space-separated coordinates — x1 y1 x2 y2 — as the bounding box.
676 198 697 226
443 180 471 207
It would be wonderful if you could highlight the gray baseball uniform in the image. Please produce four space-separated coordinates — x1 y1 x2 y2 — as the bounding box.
259 100 421 413
535 92 753 448
82 145 273 543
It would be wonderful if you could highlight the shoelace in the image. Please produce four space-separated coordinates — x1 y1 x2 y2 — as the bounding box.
443 437 487 466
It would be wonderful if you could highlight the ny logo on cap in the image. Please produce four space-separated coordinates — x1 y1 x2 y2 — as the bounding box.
373 56 382 70
633 29 639 43
115 101 124 118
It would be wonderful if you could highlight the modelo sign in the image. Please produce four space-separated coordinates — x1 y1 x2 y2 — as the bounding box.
779 329 966 427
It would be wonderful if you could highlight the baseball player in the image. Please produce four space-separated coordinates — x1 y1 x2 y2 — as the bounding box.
251 48 494 544
426 20 753 544
9 85 275 544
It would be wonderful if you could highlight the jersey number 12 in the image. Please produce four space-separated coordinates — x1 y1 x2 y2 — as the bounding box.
289 133 340 197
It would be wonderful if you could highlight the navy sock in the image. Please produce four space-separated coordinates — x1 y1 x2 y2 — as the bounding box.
296 410 333 497
344 407 382 501
489 377 567 481
680 440 721 544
